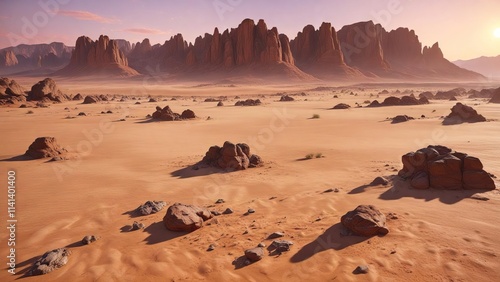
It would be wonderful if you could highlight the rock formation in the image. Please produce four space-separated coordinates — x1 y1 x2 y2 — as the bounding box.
27 248 71 276
136 200 167 215
332 103 351 109
60 35 138 76
27 78 68 102
163 203 213 232
0 77 25 100
279 95 294 101
82 95 108 104
341 205 389 236
399 145 496 190
368 95 428 107
442 103 486 125
150 105 196 121
391 115 414 124
25 137 67 159
0 50 18 67
489 87 500 103
235 99 261 106
201 141 263 170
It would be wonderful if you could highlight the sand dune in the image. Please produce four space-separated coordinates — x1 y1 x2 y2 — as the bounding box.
0 79 499 281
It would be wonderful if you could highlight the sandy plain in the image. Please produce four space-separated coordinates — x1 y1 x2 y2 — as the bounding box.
0 77 499 281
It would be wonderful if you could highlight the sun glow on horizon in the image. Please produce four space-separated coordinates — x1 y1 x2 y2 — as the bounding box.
494 28 500 38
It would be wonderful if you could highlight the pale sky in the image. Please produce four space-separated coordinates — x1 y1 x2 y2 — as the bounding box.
0 0 499 60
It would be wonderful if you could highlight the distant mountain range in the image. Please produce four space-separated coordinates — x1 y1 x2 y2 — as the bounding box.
453 55 500 79
0 18 486 81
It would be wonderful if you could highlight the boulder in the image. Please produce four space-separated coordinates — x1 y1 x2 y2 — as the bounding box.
27 248 70 276
150 105 195 121
163 203 213 232
489 87 500 103
391 115 414 124
399 145 495 190
217 101 224 106
201 141 262 170
244 247 264 262
72 93 83 100
419 91 434 99
279 95 294 102
181 109 196 119
83 95 100 104
27 78 68 102
442 103 486 125
340 205 389 236
0 77 25 99
137 200 167 215
332 103 350 109
25 137 67 159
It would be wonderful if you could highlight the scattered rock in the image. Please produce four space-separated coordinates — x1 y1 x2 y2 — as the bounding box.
244 247 264 262
27 248 71 276
163 203 213 232
83 95 100 104
78 112 86 116
391 115 414 124
247 208 255 214
136 200 167 215
207 244 216 251
215 199 225 204
149 98 157 102
25 137 67 159
269 240 293 253
267 232 284 239
399 145 496 190
370 176 389 186
81 235 98 245
181 109 196 119
223 208 234 214
130 221 145 231
257 242 266 248
442 102 487 125
217 101 224 106
341 205 389 236
332 103 350 109
72 93 83 100
151 105 196 121
353 265 369 274
27 78 68 102
470 195 489 201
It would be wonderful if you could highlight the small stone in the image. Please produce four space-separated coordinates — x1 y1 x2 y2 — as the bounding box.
323 188 334 193
371 176 389 186
106 110 113 114
207 244 216 251
81 235 98 245
244 247 264 262
243 230 249 235
267 232 284 239
470 195 489 201
270 240 293 253
78 112 86 116
390 250 397 254
387 212 398 220
215 199 225 204
247 208 255 214
130 221 145 231
257 242 266 248
334 188 340 193
211 210 221 216
223 208 233 214
353 265 369 274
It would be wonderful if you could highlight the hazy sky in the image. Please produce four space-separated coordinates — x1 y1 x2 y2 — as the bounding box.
0 0 499 60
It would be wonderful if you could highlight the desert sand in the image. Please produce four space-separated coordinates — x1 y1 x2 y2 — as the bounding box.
1 78 499 282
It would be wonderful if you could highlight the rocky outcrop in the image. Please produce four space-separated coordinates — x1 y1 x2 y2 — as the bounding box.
0 77 25 99
235 99 261 106
202 141 263 170
25 137 67 159
0 50 18 67
368 95 428 107
163 203 213 232
151 105 196 121
489 87 500 103
442 103 486 125
27 78 68 102
399 145 496 190
60 35 138 76
341 205 389 236
27 248 70 276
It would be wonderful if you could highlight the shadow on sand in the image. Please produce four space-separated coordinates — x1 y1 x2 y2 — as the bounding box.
0 155 32 162
290 223 372 263
143 222 187 245
171 164 234 179
348 175 492 205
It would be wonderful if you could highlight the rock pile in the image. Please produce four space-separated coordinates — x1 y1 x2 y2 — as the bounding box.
25 137 67 159
399 145 496 190
151 105 196 121
235 99 261 106
201 141 263 170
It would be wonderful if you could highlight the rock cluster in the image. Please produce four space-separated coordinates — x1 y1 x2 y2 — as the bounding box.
341 205 389 236
25 137 67 159
163 203 213 232
442 103 486 125
151 105 196 121
235 99 261 106
137 200 167 215
398 145 496 190
27 248 71 276
368 95 428 107
201 141 263 170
